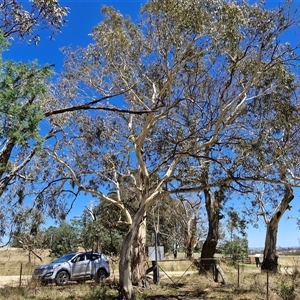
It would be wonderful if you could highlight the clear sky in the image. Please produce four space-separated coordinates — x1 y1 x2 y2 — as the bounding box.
5 0 300 249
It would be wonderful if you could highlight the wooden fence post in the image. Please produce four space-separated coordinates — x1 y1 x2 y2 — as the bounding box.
19 263 23 287
266 270 269 300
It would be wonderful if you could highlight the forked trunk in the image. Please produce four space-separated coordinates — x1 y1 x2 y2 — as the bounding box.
261 183 294 272
199 155 227 266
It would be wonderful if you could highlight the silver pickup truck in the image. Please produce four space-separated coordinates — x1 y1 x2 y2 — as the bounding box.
32 251 110 285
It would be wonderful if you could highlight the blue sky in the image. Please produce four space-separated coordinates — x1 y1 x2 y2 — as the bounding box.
5 0 300 249
5 1 146 70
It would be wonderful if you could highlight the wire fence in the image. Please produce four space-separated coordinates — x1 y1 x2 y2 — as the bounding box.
156 257 300 300
0 250 299 299
221 262 298 299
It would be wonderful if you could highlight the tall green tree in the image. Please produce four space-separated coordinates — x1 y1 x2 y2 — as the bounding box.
0 37 55 239
160 0 300 272
0 0 68 242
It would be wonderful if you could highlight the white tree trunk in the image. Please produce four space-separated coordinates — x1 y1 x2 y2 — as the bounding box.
119 205 146 300
131 214 146 286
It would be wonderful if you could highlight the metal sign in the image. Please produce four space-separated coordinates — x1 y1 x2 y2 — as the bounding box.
148 246 164 261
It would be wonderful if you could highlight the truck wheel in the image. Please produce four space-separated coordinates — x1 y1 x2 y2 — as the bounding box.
95 269 106 283
55 270 69 286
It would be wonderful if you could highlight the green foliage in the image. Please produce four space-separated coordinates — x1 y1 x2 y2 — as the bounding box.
277 279 298 300
45 223 79 257
0 0 69 43
72 203 126 255
218 237 248 264
0 59 52 146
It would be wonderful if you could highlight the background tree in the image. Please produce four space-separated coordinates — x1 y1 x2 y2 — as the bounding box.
9 207 45 263
173 196 204 258
146 193 206 257
44 222 79 258
72 201 126 254
218 210 248 264
219 238 248 265
160 0 300 271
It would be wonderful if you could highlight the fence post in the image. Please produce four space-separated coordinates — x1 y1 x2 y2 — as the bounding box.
213 261 219 282
237 264 240 288
266 270 269 300
19 263 22 287
153 231 159 284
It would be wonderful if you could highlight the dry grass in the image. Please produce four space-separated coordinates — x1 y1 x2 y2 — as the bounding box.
0 247 52 276
0 271 298 300
0 249 299 299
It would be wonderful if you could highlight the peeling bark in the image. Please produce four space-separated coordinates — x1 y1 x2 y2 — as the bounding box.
119 205 146 300
131 215 147 286
184 216 197 259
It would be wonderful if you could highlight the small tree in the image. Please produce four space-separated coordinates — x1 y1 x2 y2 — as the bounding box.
219 238 248 265
218 211 248 264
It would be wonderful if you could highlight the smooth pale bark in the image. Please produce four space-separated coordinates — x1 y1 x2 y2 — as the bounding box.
261 184 294 272
119 204 146 300
184 216 197 259
131 215 147 286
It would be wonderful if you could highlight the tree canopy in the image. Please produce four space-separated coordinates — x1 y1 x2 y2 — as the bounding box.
34 1 300 298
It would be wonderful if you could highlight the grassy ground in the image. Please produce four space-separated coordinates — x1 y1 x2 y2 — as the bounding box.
0 248 299 299
0 270 298 300
0 247 51 276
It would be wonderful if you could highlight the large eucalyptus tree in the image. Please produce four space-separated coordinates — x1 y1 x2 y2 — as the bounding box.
40 0 300 298
158 0 300 271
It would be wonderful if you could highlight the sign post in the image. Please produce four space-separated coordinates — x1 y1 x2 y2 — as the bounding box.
148 231 164 284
